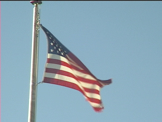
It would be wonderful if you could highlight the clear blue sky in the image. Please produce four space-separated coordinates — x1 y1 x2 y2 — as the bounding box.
2 1 162 122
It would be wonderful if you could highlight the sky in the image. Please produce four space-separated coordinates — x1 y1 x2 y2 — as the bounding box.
1 1 162 122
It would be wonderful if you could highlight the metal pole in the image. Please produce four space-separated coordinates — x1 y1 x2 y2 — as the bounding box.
28 1 42 122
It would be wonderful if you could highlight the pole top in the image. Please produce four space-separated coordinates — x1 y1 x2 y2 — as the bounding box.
30 0 42 5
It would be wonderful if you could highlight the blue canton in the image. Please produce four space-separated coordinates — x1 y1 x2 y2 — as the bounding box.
41 25 70 57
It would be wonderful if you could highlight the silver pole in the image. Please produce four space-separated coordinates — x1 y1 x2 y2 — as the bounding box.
28 1 41 122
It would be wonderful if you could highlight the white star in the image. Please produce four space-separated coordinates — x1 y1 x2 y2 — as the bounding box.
61 52 64 55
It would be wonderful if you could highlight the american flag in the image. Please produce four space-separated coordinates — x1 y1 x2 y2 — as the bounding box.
40 24 112 112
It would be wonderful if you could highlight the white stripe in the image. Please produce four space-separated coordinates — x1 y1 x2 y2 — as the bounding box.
44 72 75 84
84 96 103 108
89 102 103 108
44 73 101 99
46 62 96 81
45 63 100 90
79 82 100 91
46 63 73 74
48 53 83 70
48 53 96 80
44 72 83 89
85 92 101 99
48 54 69 63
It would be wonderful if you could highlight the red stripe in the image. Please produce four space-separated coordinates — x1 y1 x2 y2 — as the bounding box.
43 77 93 99
45 68 75 79
68 53 98 78
77 77 102 87
93 107 103 112
47 58 87 74
43 77 103 108
43 77 84 94
45 68 102 89
44 76 101 101
83 87 100 94
86 97 102 104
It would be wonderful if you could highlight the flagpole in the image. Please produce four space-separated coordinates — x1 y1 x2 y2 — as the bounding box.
28 1 42 122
